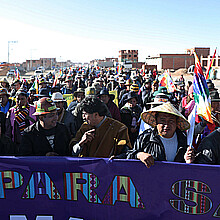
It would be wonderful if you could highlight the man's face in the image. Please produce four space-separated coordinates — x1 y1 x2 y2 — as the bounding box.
100 95 110 104
55 101 64 113
156 112 177 138
145 82 151 90
14 82 20 91
211 101 220 113
1 83 7 88
39 83 47 89
76 93 85 103
16 94 28 109
152 83 158 93
82 111 98 127
0 94 8 107
128 98 137 108
41 111 58 129
66 80 73 88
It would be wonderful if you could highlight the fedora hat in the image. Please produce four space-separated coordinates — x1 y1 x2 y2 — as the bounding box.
15 89 28 97
210 90 220 102
51 92 66 102
141 102 190 131
208 82 218 91
0 88 10 96
146 93 170 106
124 91 138 103
153 86 171 98
74 88 85 97
34 88 50 98
97 88 115 100
33 98 59 116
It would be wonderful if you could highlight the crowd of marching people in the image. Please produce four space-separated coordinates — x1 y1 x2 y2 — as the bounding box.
0 66 219 166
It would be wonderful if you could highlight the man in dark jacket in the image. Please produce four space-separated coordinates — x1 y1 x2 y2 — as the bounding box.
19 97 71 156
127 102 193 167
51 92 77 137
193 128 220 164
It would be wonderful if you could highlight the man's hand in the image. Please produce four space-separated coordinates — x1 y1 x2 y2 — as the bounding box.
184 147 195 163
79 129 95 146
130 127 137 133
137 152 154 168
46 152 59 156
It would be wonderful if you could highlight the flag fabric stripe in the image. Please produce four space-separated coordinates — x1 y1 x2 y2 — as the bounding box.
206 48 217 80
193 51 213 123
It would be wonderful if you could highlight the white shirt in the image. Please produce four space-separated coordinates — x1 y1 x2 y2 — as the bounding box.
159 132 178 162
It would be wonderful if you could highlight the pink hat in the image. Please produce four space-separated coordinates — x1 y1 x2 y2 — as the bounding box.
188 85 193 95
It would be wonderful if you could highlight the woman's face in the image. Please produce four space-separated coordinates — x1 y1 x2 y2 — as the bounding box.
128 98 137 108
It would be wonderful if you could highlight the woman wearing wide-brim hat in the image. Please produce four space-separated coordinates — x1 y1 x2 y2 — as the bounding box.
127 102 192 167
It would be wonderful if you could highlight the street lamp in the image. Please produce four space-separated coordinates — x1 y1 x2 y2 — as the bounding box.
8 41 18 64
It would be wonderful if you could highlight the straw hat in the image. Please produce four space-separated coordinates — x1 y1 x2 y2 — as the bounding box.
141 102 190 131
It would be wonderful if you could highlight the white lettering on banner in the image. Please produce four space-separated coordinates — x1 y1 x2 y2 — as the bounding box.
69 218 84 220
10 216 53 220
10 216 27 220
10 216 84 220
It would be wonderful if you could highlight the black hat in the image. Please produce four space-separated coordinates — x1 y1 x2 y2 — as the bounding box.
97 88 115 100
34 88 50 98
208 82 218 91
124 91 138 103
16 89 28 97
210 90 220 102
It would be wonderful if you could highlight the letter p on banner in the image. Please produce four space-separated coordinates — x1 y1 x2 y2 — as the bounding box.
170 180 212 214
0 171 23 198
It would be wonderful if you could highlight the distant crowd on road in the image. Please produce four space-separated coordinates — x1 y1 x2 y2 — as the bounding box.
0 66 219 166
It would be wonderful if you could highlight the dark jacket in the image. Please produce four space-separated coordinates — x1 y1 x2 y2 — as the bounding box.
194 128 220 164
19 121 71 156
120 104 142 145
127 128 187 162
0 134 17 155
107 100 121 121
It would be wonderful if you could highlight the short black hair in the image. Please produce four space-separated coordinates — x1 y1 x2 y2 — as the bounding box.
79 96 108 116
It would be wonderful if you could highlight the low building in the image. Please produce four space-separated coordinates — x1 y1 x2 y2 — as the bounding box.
119 50 138 63
145 47 211 71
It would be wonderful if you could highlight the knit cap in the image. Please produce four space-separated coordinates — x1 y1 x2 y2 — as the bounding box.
130 84 139 92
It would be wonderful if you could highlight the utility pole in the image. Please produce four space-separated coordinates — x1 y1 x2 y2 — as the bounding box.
30 49 37 71
8 41 18 64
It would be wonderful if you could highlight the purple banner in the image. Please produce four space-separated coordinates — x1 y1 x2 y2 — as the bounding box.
0 156 219 219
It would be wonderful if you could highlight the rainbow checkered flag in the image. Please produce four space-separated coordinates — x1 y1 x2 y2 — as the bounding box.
193 51 213 123
206 48 217 80
159 70 176 93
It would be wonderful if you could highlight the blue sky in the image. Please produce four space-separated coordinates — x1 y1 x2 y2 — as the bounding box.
0 0 219 63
